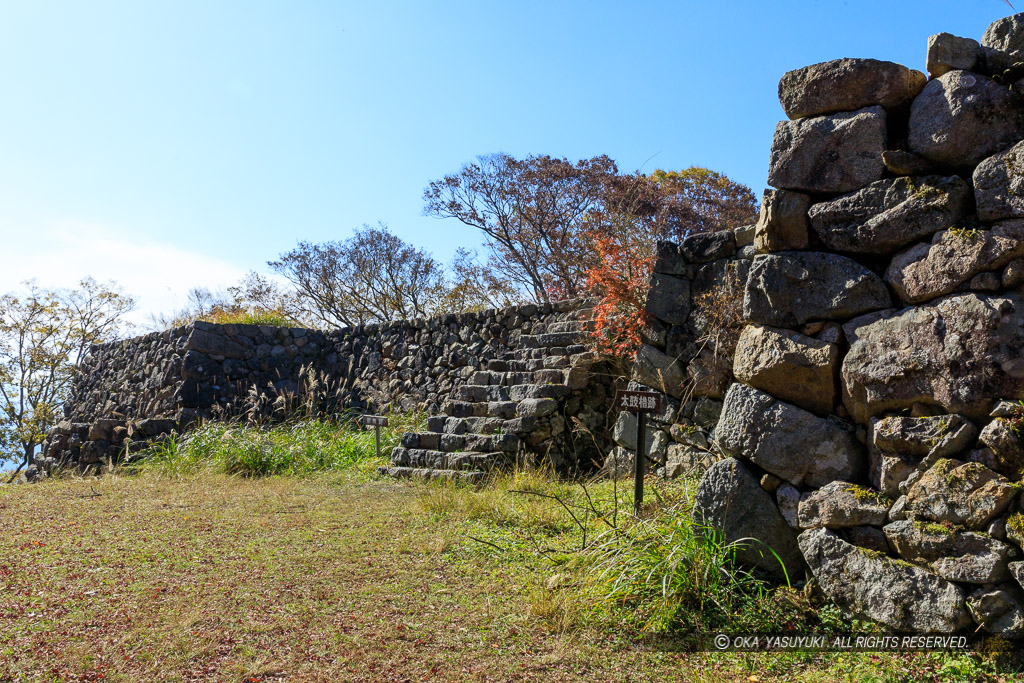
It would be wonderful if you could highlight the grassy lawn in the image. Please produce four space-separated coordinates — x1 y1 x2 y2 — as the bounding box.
1 422 1021 681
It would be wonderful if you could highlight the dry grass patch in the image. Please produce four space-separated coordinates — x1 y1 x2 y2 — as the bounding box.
0 466 1021 682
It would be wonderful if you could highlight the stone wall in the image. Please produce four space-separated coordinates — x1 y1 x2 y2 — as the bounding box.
39 300 594 472
604 228 753 479
621 13 1024 639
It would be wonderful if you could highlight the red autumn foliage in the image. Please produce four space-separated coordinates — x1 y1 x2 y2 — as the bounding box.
584 228 654 361
583 168 758 362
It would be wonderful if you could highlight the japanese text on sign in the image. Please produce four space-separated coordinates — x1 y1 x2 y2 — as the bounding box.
615 390 662 414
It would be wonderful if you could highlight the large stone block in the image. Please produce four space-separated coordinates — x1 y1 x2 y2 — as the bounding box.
714 383 864 488
886 221 1024 304
644 274 690 326
797 481 890 529
807 176 970 255
842 291 1024 423
884 520 1013 584
732 323 838 415
982 12 1024 57
974 140 1024 222
799 528 972 633
186 328 249 359
777 58 926 120
927 33 983 78
768 106 887 194
909 71 1024 171
632 344 686 399
680 230 735 264
743 252 892 329
904 459 1017 530
692 458 805 579
754 189 810 252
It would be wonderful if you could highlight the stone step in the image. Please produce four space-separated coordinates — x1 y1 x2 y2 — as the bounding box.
399 431 520 453
545 320 594 334
440 400 521 419
390 447 512 472
521 331 585 348
455 385 510 402
469 370 535 386
509 384 572 401
532 368 565 384
378 466 484 484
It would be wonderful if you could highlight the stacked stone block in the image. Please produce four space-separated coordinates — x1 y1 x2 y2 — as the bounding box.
39 299 616 476
384 302 618 480
627 14 1024 638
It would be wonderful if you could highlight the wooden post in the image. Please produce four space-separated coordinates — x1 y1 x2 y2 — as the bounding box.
634 410 645 515
362 415 389 460
614 389 661 518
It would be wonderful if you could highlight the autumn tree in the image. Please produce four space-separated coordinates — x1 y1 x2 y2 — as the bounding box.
446 248 524 311
150 272 301 330
424 153 618 303
648 167 759 241
269 223 450 327
585 167 758 361
0 278 135 478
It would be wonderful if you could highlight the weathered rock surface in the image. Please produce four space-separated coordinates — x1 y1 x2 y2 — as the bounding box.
871 450 919 499
982 13 1024 57
797 481 890 529
872 415 977 458
909 71 1024 170
732 324 838 415
884 520 1013 584
645 274 690 326
744 252 892 329
1011 561 1024 590
768 107 887 194
777 483 804 529
755 189 810 252
882 150 939 176
798 528 971 633
692 458 806 579
842 291 1024 423
978 417 1024 479
715 383 864 488
632 344 686 399
777 58 926 120
927 33 984 78
807 176 970 255
886 222 1024 304
974 140 1024 222
967 586 1024 638
904 459 1017 530
869 415 977 496
680 230 735 264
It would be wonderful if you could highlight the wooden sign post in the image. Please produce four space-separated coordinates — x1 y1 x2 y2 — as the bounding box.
615 390 663 515
362 415 389 460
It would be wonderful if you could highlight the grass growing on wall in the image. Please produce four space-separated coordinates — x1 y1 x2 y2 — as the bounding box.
138 412 425 477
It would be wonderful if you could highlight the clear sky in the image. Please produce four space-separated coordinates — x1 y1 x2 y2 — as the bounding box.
0 0 1015 324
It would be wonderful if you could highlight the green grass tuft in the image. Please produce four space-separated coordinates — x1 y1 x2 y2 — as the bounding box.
138 413 425 477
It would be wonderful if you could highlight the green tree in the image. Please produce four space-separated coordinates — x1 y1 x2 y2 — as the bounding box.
0 278 135 479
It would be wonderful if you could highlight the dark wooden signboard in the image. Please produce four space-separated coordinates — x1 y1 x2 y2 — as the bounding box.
615 390 662 414
614 390 663 515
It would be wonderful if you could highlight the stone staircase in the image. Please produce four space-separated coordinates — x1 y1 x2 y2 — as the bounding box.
380 312 601 482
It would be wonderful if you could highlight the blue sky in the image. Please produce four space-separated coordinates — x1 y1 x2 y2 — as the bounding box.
0 0 1015 323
